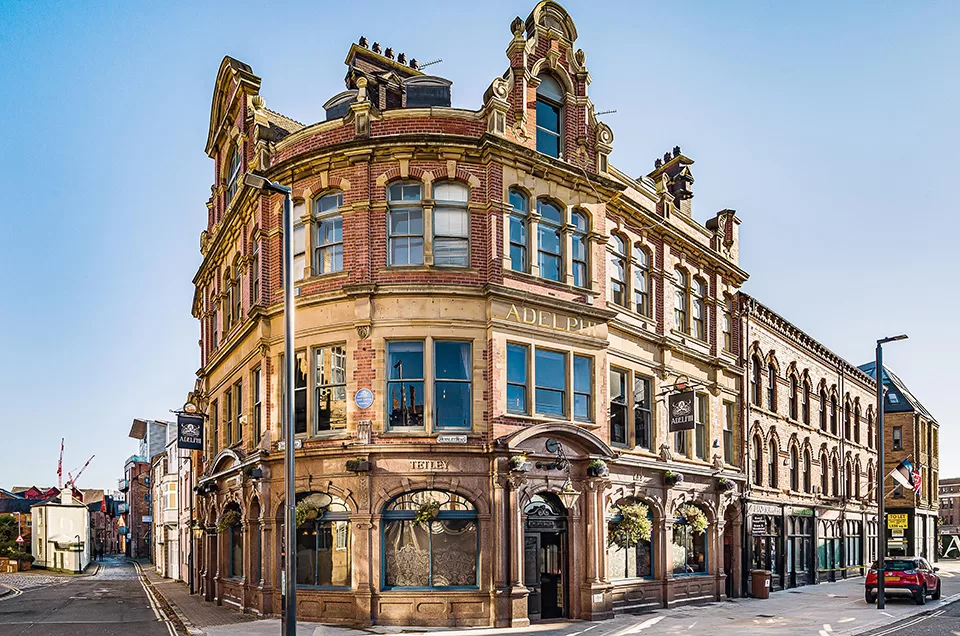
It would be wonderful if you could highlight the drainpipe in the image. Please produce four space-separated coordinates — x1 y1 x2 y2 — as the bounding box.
741 295 752 597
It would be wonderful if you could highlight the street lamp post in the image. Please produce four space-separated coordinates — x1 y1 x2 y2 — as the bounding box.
243 173 296 636
875 334 907 610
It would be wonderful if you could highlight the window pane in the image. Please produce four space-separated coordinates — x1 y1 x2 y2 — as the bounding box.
536 349 566 390
573 356 591 394
507 344 527 384
507 384 526 414
384 520 430 587
509 189 527 212
535 388 565 416
436 341 470 379
509 216 525 244
610 369 627 446
434 207 468 236
538 224 561 253
510 245 526 272
389 342 424 379
436 382 470 428
294 351 307 434
319 217 342 245
539 253 561 281
388 381 424 427
433 237 469 267
318 192 342 213
433 182 468 202
536 99 560 131
430 518 478 586
293 223 305 254
537 200 563 225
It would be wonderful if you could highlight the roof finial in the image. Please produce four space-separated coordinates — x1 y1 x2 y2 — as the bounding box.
358 36 368 48
372 42 382 54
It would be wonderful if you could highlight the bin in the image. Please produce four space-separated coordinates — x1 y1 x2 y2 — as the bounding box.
751 569 771 599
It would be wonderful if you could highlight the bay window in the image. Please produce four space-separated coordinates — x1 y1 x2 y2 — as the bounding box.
387 341 425 429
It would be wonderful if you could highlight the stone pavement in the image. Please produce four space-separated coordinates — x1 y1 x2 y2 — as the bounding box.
153 561 960 636
140 564 256 634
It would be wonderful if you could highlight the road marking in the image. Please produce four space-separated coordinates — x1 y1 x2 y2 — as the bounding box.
615 615 665 634
131 561 177 636
869 613 936 636
838 618 856 623
823 623 833 631
0 586 23 602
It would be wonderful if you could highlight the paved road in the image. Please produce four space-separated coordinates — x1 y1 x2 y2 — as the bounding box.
860 598 960 636
0 556 176 636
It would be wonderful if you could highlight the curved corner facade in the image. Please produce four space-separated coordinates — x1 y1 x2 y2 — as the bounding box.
187 1 878 627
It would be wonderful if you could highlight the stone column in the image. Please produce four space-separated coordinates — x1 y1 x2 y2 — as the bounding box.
661 517 674 607
506 474 530 628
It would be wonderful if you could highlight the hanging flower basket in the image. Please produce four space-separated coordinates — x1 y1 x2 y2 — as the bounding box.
587 459 610 478
509 454 532 473
295 500 321 527
607 502 652 548
216 510 241 533
678 504 708 535
718 477 735 492
664 470 684 487
414 500 441 526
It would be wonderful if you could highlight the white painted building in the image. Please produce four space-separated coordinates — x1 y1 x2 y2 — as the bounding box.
31 495 90 573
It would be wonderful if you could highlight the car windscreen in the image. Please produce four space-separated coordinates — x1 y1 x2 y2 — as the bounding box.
882 559 918 571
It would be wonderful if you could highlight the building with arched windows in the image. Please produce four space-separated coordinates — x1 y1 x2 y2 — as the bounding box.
183 1 896 627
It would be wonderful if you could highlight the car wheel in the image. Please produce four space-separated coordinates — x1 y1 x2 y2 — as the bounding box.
932 581 941 600
865 589 876 604
915 586 927 605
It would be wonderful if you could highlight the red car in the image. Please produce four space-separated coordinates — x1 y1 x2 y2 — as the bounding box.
865 557 942 604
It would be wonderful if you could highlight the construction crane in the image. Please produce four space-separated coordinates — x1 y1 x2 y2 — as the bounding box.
57 438 64 489
63 455 95 491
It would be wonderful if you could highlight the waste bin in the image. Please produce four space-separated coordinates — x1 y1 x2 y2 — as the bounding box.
751 569 771 599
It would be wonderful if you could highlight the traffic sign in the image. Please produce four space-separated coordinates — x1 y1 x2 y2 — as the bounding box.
15 535 24 544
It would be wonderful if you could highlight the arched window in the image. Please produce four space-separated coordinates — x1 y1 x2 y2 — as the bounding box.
634 245 651 316
854 405 861 443
571 211 589 288
830 395 838 435
296 493 350 587
433 181 470 267
535 74 564 158
803 449 812 493
383 490 478 588
790 446 799 492
820 388 828 430
844 400 851 440
537 199 563 282
691 278 706 340
222 270 233 333
387 182 424 266
753 435 763 486
768 440 778 488
831 458 839 497
721 295 734 352
672 505 708 575
508 189 528 272
867 411 874 449
789 376 798 420
674 269 688 333
225 144 241 205
230 266 242 323
821 453 829 494
224 504 243 578
314 192 344 274
845 460 853 499
607 500 654 580
751 356 763 407
855 462 862 499
767 363 777 412
609 235 627 307
802 380 811 425
867 465 874 501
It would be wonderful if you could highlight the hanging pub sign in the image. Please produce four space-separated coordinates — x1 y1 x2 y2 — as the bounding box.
177 413 205 450
668 390 696 432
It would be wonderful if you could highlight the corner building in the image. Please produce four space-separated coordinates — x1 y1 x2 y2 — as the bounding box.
192 2 818 626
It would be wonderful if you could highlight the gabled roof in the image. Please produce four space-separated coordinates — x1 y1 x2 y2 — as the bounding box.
0 488 23 499
858 362 937 424
205 56 262 157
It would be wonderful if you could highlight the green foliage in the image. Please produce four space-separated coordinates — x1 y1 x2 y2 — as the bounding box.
7 551 34 563
0 514 18 556
607 502 652 548
216 510 241 533
678 504 708 535
295 500 320 527
414 500 441 526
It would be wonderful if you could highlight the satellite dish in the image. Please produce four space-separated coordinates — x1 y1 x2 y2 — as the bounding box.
545 438 560 454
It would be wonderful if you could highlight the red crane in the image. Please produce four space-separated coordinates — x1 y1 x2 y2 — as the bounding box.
57 438 64 489
64 455 95 491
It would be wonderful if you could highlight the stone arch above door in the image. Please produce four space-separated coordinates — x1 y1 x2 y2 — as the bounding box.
499 422 617 459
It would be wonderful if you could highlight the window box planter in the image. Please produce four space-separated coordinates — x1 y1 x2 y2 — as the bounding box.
664 470 684 487
718 477 735 492
346 459 372 473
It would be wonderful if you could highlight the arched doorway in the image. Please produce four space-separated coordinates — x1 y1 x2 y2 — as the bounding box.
524 493 567 621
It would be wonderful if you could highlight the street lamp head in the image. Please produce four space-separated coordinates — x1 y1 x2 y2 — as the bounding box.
878 334 908 345
244 172 292 195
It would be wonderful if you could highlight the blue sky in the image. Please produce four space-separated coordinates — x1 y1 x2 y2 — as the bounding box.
0 1 957 490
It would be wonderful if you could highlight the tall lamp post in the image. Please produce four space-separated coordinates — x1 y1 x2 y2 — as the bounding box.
243 172 296 636
875 333 907 610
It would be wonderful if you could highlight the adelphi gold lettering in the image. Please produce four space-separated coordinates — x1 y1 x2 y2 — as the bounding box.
503 303 595 335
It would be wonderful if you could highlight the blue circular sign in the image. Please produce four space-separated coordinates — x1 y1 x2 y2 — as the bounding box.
355 388 374 409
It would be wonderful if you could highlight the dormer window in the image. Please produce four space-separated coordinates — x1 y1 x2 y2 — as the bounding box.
324 91 358 121
404 76 452 108
535 74 564 158
225 145 241 205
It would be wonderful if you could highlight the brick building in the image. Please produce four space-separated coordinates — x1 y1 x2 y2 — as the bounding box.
939 477 959 558
119 456 152 559
741 296 878 592
859 363 940 560
187 1 894 627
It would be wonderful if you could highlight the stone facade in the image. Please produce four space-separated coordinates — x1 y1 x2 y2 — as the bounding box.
742 296 878 592
186 1 893 627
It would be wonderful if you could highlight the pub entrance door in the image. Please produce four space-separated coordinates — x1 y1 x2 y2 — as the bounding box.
524 493 567 621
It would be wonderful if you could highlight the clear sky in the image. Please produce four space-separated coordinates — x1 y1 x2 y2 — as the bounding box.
0 1 956 491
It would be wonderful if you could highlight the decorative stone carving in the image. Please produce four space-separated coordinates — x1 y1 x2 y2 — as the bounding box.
510 16 524 36
356 324 371 340
659 444 673 462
